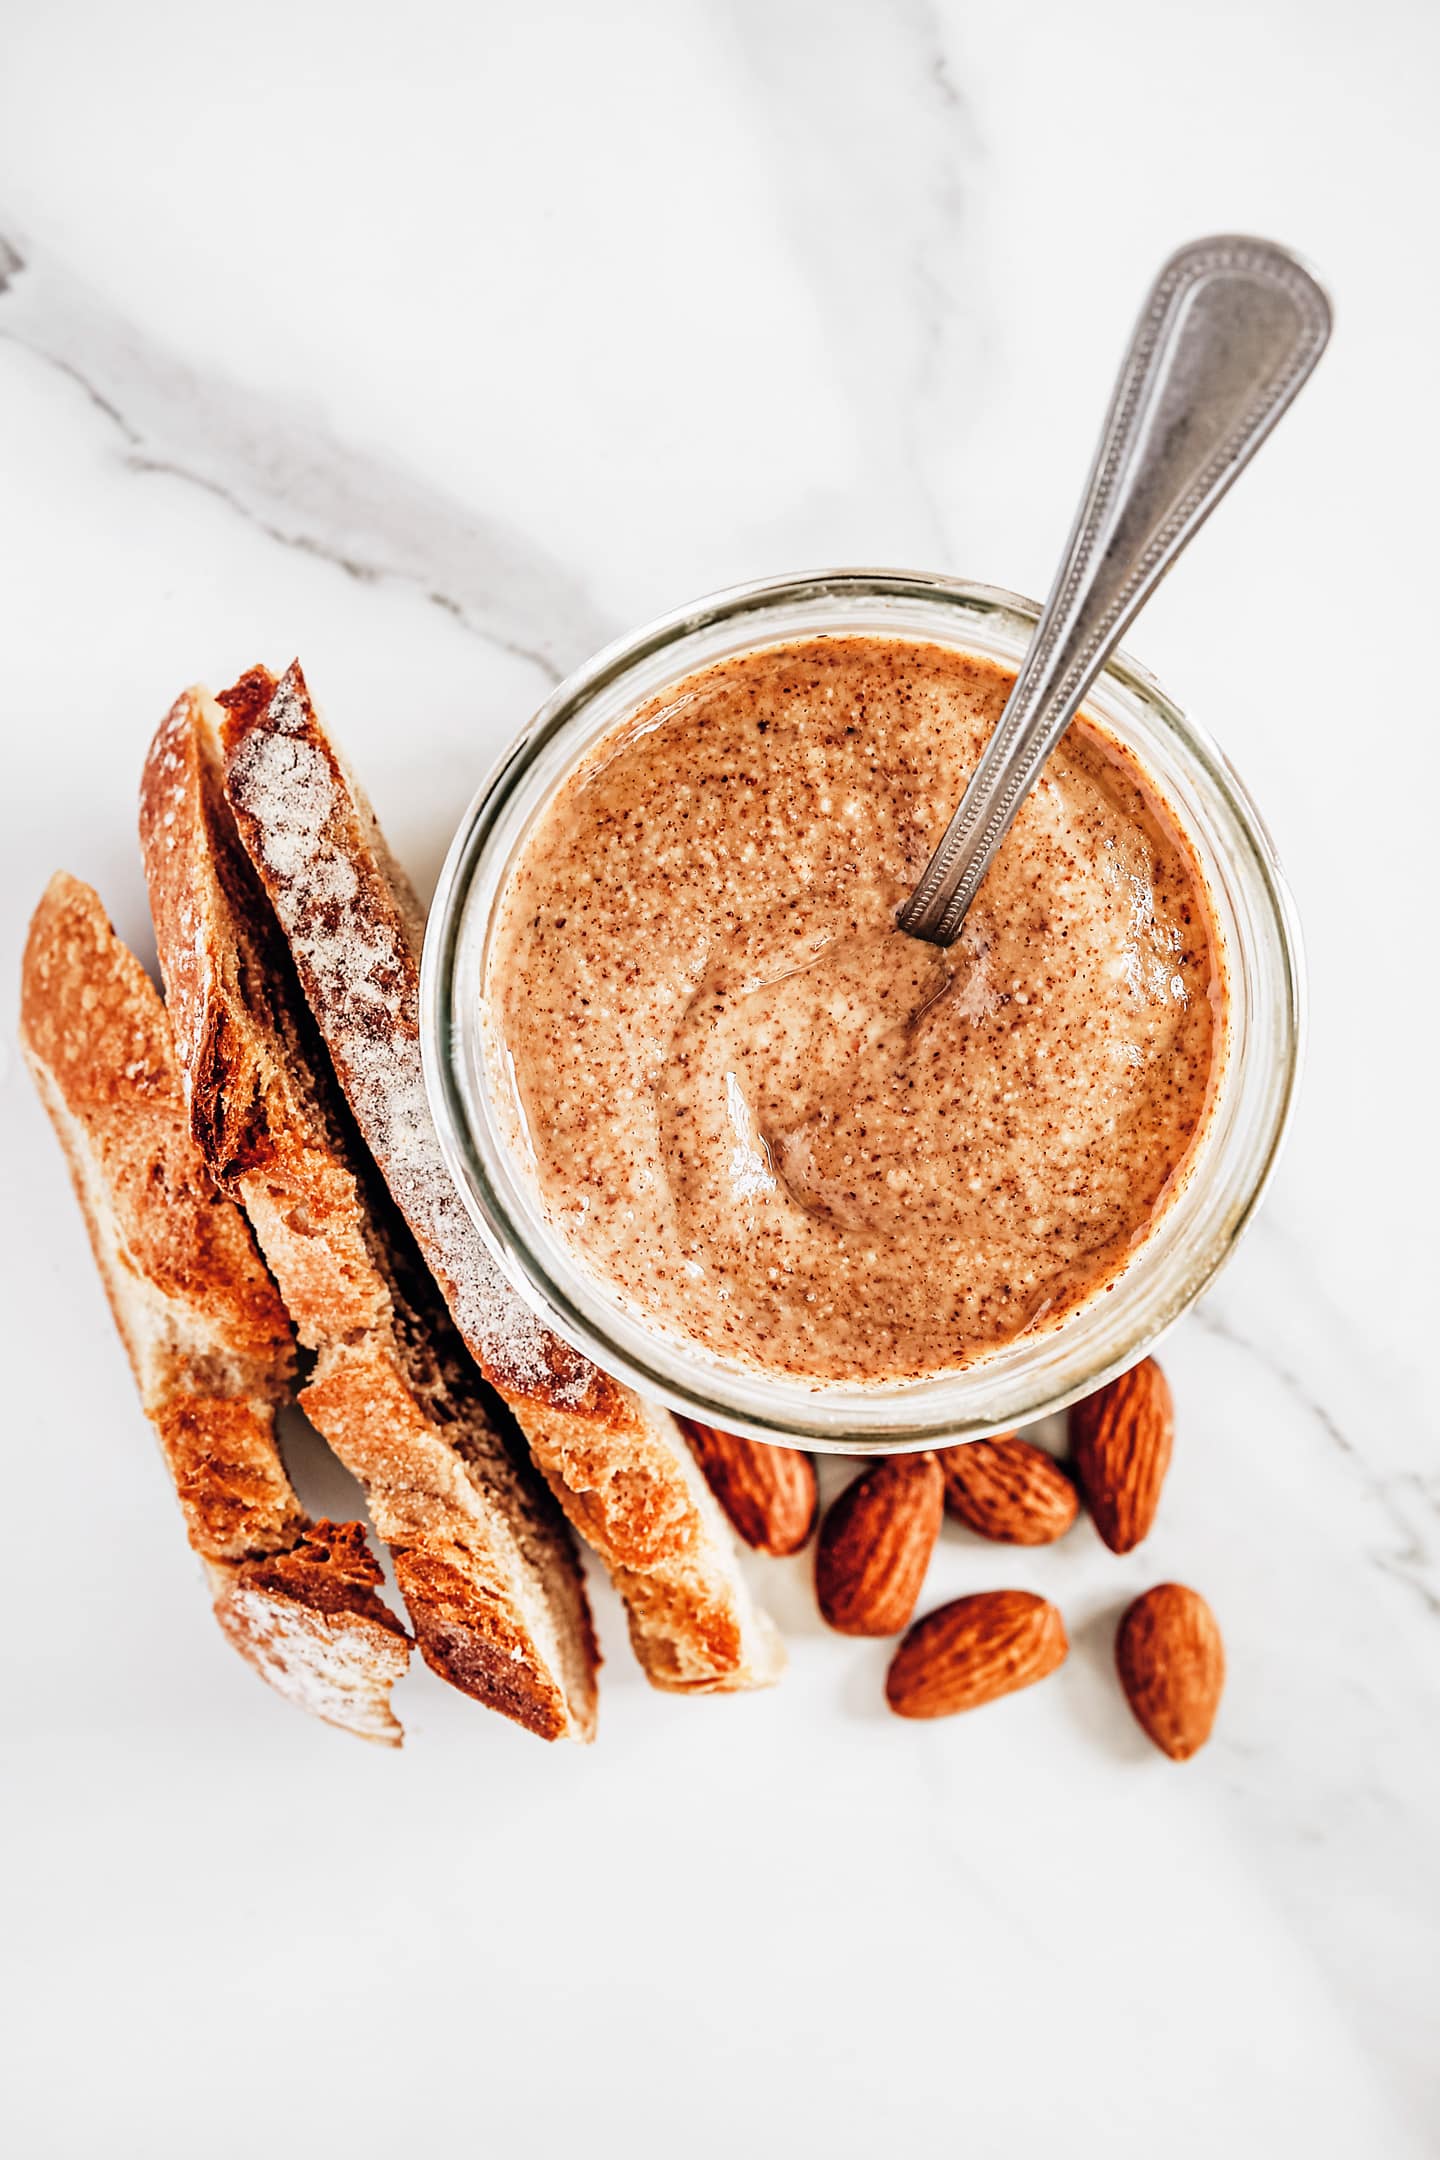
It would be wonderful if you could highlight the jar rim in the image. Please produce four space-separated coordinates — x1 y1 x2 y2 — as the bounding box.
421 569 1304 1451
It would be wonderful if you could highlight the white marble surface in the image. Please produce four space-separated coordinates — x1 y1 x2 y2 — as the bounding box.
3 3 1437 2154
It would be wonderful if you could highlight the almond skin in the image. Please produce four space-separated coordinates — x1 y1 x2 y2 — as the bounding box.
938 1435 1078 1546
815 1453 944 1636
1116 1582 1224 1760
679 1419 817 1556
887 1590 1068 1719
1070 1357 1173 1553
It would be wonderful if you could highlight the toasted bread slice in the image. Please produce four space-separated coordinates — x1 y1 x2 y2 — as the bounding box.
219 662 783 1693
20 873 410 1745
140 690 598 1742
209 1518 409 1744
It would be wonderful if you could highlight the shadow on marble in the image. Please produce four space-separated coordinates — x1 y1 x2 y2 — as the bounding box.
1061 1597 1156 1766
837 1636 901 1726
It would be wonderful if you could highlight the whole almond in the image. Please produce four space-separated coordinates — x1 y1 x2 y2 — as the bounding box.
1070 1357 1173 1553
887 1590 1068 1719
680 1419 817 1556
815 1453 944 1636
1116 1582 1224 1760
939 1434 1078 1545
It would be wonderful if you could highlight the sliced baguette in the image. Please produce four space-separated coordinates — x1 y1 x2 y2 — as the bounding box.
220 661 783 1693
140 688 599 1743
20 872 410 1745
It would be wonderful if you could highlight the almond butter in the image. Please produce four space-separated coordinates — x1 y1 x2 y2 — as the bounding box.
679 1419 817 1556
1116 1582 1224 1760
886 1590 1068 1719
1070 1357 1173 1553
938 1434 1078 1545
814 1452 943 1636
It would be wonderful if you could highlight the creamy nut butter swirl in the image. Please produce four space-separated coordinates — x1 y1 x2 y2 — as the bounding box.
484 637 1226 1384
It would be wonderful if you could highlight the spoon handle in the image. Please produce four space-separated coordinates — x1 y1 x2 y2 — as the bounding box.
899 234 1332 947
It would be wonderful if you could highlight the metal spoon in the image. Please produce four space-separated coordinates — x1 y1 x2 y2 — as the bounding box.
899 234 1331 947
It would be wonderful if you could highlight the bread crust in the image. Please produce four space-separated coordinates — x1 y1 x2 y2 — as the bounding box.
211 1520 411 1746
217 662 782 1694
20 873 410 1744
141 690 598 1742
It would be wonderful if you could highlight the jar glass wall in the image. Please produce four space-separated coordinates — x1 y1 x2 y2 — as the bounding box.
422 572 1303 1452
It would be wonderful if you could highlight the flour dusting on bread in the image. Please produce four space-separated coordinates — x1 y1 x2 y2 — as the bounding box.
141 685 599 1743
220 664 785 1696
223 666 589 1405
20 872 411 1745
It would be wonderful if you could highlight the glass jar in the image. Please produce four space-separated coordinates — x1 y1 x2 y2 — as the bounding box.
421 571 1303 1452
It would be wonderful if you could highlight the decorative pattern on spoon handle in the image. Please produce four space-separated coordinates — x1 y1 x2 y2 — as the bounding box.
900 234 1332 946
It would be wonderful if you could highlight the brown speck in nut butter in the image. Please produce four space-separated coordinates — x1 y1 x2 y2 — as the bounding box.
484 636 1226 1383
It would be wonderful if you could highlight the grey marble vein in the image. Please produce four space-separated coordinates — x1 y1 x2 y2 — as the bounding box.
0 232 608 684
725 0 986 562
904 1 979 532
1193 1296 1440 1619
